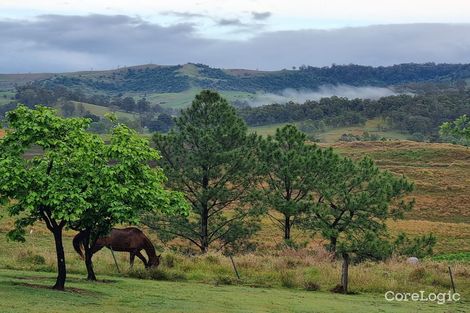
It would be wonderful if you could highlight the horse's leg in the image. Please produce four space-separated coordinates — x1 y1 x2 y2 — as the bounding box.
135 251 148 268
130 252 136 268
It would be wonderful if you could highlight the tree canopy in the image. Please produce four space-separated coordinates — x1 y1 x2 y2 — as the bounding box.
258 125 327 240
144 90 262 253
303 155 415 293
440 114 470 145
0 105 187 288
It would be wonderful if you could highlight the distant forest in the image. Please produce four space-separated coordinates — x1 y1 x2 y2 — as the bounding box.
1 63 470 141
25 63 470 93
239 90 470 140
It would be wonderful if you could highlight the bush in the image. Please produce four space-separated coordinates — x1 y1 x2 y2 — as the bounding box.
16 250 46 265
214 274 238 286
303 280 321 291
162 254 177 268
279 270 297 288
204 255 221 265
409 267 427 282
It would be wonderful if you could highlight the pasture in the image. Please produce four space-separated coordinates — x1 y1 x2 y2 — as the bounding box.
0 90 14 106
249 118 409 143
144 88 254 109
2 269 468 313
1 111 469 312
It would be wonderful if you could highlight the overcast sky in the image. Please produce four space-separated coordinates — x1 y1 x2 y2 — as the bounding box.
1 0 470 73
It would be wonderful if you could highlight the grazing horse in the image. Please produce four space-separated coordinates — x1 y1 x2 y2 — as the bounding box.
73 227 160 268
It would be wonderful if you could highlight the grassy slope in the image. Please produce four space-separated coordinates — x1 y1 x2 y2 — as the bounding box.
0 90 15 106
317 119 409 142
0 269 467 313
329 141 470 224
144 88 254 109
249 119 409 142
74 102 136 120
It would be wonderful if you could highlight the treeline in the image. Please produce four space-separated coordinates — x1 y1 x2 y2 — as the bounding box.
169 63 470 93
41 65 190 93
239 90 470 140
16 62 470 94
2 83 175 133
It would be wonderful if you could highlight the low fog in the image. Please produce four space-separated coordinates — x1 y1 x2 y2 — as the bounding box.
247 85 398 106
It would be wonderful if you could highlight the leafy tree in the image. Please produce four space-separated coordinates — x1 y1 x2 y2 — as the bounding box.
137 97 151 113
147 113 175 133
440 114 470 144
304 156 414 293
121 96 136 112
70 121 188 281
144 90 262 253
258 125 323 240
0 106 98 290
0 106 187 289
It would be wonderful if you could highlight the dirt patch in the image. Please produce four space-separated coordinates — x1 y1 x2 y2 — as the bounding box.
9 276 50 281
78 278 118 284
12 282 97 295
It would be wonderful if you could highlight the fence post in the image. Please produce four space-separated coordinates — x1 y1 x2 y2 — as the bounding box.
229 255 240 280
448 266 456 293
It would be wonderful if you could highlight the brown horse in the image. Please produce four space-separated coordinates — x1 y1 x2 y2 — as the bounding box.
73 227 160 268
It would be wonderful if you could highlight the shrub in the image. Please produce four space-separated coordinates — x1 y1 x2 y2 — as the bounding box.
279 270 297 288
162 254 177 268
204 255 221 265
409 267 427 282
128 269 149 279
303 280 321 291
214 274 238 286
16 250 46 265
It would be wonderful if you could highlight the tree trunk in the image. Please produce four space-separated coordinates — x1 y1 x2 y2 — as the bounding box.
284 215 291 240
52 228 66 290
199 171 210 253
340 252 350 294
328 236 337 254
200 205 209 253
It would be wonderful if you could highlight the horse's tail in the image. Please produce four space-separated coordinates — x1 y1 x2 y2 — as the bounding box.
73 231 86 260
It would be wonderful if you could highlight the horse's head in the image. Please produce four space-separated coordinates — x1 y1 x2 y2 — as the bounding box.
147 254 161 269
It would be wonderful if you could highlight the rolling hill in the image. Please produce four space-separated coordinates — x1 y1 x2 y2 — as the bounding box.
2 62 470 96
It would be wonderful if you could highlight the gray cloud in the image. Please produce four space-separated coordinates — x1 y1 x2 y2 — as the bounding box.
1 15 470 73
251 11 272 20
160 11 208 19
217 18 246 26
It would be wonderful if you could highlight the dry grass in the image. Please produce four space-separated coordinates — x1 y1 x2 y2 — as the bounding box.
325 141 470 223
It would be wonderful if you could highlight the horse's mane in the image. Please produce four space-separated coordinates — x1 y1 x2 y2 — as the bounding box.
142 235 157 259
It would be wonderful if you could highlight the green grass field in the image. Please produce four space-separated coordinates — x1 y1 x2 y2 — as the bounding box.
0 90 14 106
248 122 291 136
74 102 136 120
144 88 254 109
248 119 409 143
0 269 467 313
